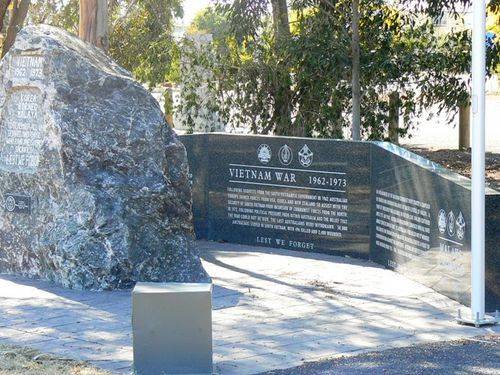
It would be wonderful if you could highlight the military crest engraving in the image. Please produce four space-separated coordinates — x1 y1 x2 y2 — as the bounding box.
456 211 466 241
257 144 272 164
278 145 292 165
438 209 447 234
298 144 313 167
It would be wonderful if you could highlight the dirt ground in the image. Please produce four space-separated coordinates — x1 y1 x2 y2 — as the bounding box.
409 147 500 192
0 345 108 375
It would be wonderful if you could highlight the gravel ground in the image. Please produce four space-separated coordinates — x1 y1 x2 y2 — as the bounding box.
258 335 500 375
408 147 500 191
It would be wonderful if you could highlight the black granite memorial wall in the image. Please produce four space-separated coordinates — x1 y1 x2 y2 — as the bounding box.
370 142 499 310
180 133 499 311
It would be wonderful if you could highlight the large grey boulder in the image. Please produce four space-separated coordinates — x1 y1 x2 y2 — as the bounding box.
0 25 209 289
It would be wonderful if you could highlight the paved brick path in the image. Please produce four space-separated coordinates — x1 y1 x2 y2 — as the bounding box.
0 241 497 374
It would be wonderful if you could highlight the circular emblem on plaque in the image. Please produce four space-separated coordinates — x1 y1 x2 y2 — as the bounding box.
298 144 313 167
5 196 15 212
456 212 465 241
447 211 455 237
278 145 293 165
257 144 272 164
438 209 447 234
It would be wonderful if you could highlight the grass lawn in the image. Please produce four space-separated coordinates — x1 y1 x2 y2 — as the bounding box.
0 345 109 375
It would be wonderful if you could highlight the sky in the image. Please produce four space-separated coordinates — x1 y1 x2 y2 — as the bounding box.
181 0 212 27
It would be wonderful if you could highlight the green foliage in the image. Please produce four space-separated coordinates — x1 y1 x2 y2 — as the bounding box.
188 5 231 41
175 35 228 132
28 0 79 33
109 0 182 88
26 0 182 91
18 0 500 139
180 1 297 135
179 0 499 139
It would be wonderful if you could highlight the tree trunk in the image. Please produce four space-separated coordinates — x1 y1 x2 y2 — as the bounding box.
1 0 30 58
388 92 399 144
459 104 471 150
163 86 174 127
271 0 290 41
0 0 12 34
79 0 108 51
351 0 361 141
270 0 297 136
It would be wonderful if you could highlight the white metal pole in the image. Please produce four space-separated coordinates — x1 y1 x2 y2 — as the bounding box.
471 0 486 322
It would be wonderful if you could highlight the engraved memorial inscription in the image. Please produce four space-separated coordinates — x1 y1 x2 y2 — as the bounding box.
0 88 44 173
10 55 44 80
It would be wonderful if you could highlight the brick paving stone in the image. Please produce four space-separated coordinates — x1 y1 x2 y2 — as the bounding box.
0 240 498 374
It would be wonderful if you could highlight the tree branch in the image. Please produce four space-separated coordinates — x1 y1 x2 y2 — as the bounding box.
2 0 30 58
0 0 13 35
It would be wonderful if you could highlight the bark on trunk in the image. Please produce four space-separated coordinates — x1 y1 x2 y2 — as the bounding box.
79 0 108 51
1 0 30 58
351 0 361 141
271 0 291 41
0 0 12 34
459 104 471 150
389 92 399 144
270 0 297 136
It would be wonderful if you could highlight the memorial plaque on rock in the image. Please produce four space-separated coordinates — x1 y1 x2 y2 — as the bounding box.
0 25 209 289
0 87 44 173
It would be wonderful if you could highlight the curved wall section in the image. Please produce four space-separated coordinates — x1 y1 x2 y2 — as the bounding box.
180 133 499 312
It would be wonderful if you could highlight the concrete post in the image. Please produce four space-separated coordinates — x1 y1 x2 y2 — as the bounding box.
132 282 213 374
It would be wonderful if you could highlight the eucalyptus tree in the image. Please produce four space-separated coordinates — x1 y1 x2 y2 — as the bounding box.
184 0 498 142
212 0 298 135
3 0 183 91
1 0 31 57
108 0 182 87
79 0 108 50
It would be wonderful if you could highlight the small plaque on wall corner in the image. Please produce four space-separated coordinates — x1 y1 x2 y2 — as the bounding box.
3 194 31 214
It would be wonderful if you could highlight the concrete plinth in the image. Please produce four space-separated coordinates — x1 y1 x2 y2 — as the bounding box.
132 282 213 375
